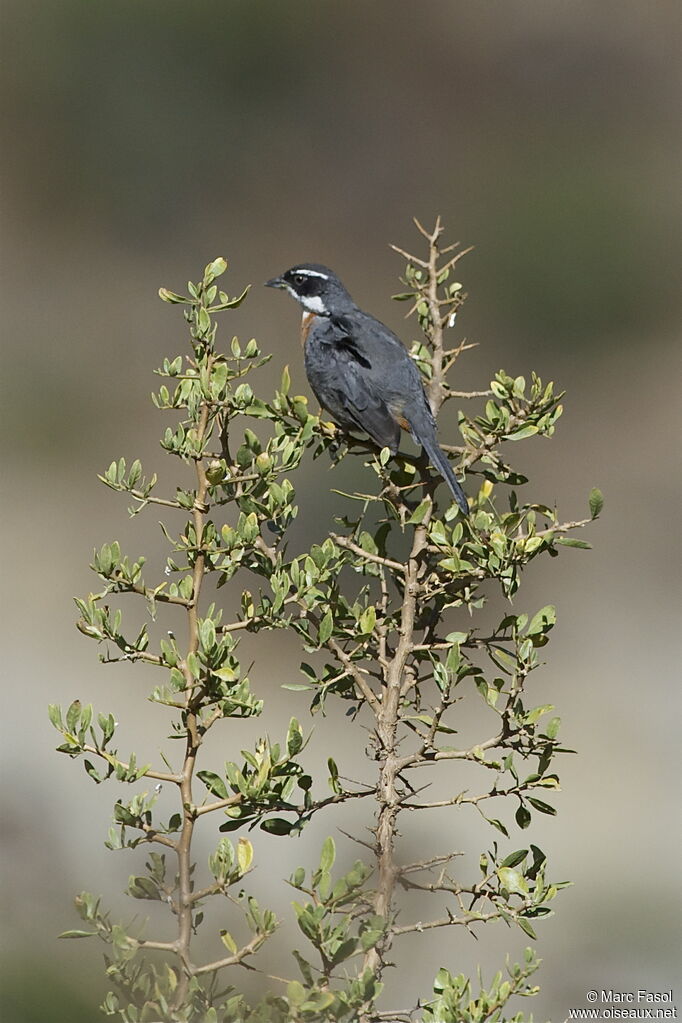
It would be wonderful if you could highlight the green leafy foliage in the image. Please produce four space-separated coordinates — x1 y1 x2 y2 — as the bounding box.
56 228 596 1022
422 948 542 1022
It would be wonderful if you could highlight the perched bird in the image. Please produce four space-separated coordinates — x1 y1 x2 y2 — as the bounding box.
265 264 469 515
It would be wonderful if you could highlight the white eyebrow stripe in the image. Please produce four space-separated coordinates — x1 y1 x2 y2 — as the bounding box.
293 268 329 279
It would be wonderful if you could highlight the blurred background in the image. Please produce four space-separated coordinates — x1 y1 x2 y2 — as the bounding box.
1 1 681 1019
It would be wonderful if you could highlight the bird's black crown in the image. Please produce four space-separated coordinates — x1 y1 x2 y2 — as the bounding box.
265 264 353 315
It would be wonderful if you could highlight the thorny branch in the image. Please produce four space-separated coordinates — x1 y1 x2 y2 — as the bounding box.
173 381 212 1007
361 218 472 1004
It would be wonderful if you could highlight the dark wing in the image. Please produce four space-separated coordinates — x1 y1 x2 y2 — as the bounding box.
322 315 401 452
327 316 372 369
329 313 468 513
338 360 401 452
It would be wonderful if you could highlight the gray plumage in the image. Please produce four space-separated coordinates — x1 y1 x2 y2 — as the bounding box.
265 264 469 515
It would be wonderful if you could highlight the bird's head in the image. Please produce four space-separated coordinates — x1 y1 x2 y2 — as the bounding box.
264 264 352 315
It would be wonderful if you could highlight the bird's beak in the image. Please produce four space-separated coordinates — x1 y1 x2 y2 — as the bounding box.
264 276 285 289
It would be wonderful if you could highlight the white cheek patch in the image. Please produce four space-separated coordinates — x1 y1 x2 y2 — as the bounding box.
300 294 327 314
285 284 328 314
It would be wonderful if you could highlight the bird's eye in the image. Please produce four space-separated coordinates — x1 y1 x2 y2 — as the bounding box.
293 274 306 286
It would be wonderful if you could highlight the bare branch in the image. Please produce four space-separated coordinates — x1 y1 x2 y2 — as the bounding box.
191 932 268 976
194 793 243 817
330 532 407 575
173 377 213 1006
136 939 178 953
392 907 503 936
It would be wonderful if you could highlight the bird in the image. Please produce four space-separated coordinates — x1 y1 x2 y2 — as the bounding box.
265 264 469 516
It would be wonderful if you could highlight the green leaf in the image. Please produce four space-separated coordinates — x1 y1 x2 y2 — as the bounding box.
517 916 537 939
287 981 306 1007
318 610 333 645
507 425 539 441
358 605 376 635
516 804 532 829
438 556 461 573
320 836 336 873
408 498 431 524
219 817 252 832
158 288 188 304
198 307 211 333
445 631 468 644
58 929 97 939
360 928 384 951
292 950 315 986
221 285 250 310
128 875 162 900
66 700 82 734
302 992 335 1012
497 867 528 895
290 866 306 888
219 930 238 954
500 849 528 869
48 704 63 730
545 716 561 739
196 771 229 799
83 760 103 783
525 703 554 725
589 487 604 519
205 257 227 281
260 818 292 835
555 537 592 549
329 938 358 966
527 797 557 816
287 717 304 756
445 642 461 676
237 838 253 874
527 605 556 635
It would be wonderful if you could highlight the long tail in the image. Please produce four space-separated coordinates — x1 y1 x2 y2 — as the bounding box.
420 433 469 516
